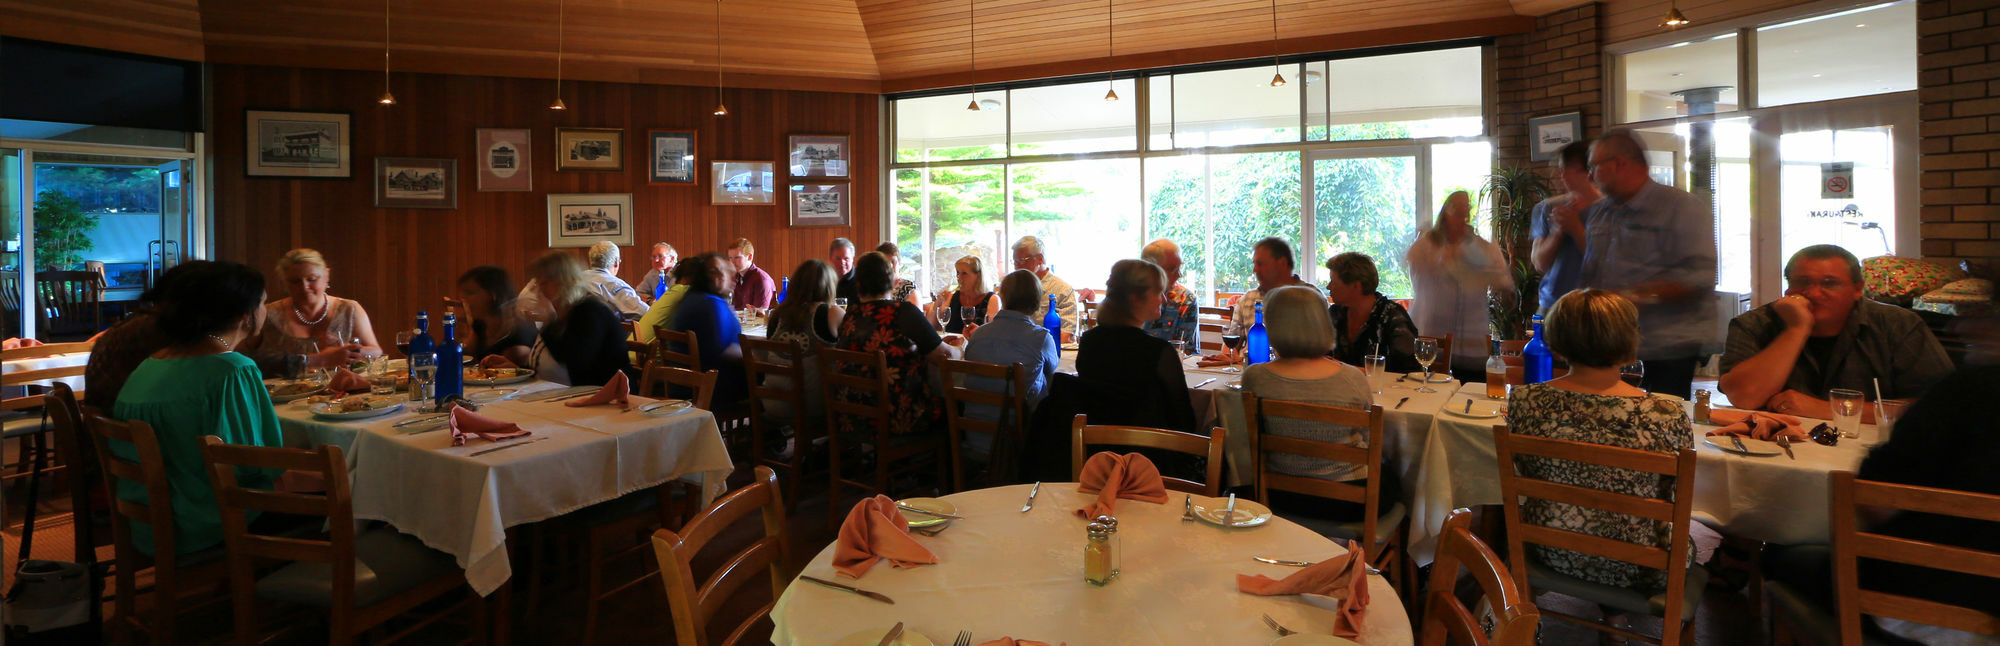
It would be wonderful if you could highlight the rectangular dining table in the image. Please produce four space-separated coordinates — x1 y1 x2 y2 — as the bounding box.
273 381 734 596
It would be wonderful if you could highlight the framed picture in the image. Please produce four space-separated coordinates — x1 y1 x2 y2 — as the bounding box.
547 193 634 248
555 127 624 171
648 130 698 184
788 134 848 179
789 183 850 227
373 157 457 209
476 128 533 191
711 161 775 205
1528 112 1583 162
245 109 351 178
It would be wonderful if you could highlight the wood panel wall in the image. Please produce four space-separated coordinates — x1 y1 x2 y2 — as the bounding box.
209 64 880 345
0 0 205 61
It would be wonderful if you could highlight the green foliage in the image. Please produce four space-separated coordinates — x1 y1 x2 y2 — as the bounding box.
1479 166 1556 340
35 165 161 213
32 189 98 271
893 145 1087 289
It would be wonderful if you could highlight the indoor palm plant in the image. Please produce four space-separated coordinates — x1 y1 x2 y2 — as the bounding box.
1480 166 1554 340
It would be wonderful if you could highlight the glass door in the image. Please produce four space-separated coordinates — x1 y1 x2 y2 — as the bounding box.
152 158 190 289
1303 147 1422 298
1764 101 1918 296
1 148 23 339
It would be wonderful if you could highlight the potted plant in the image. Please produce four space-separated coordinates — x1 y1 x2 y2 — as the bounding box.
1480 166 1554 340
33 189 99 271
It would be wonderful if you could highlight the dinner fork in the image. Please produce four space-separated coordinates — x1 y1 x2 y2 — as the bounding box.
1261 614 1297 637
953 630 973 646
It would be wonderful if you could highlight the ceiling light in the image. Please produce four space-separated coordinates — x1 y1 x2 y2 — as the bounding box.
378 0 395 106
1661 5 1691 28
1270 70 1287 87
712 0 727 117
967 98 980 111
978 98 1002 110
550 0 567 110
1266 0 1286 87
967 0 980 111
549 98 567 111
1104 85 1119 102
378 91 396 105
1102 0 1118 102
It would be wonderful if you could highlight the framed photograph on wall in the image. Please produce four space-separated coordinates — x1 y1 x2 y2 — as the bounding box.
555 127 624 171
1528 112 1583 162
547 193 635 248
245 109 351 178
648 130 698 184
787 134 848 179
476 128 533 191
711 161 775 205
789 183 850 227
373 157 457 209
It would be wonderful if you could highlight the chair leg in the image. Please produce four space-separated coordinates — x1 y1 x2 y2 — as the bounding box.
826 431 842 534
582 533 607 646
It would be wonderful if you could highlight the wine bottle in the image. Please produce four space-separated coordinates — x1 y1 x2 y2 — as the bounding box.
1246 301 1270 365
1523 315 1554 384
434 312 465 404
776 277 790 305
1043 294 1062 356
408 312 436 405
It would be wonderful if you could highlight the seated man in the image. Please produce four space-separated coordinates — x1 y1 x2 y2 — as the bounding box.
1138 238 1197 348
960 270 1060 456
1719 244 1952 418
1011 235 1079 343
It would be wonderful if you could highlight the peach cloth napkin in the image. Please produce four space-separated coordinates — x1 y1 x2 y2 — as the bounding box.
448 405 532 447
1073 452 1169 519
564 371 631 409
1706 409 1806 442
1237 542 1371 639
977 639 1065 646
832 495 938 579
324 366 372 395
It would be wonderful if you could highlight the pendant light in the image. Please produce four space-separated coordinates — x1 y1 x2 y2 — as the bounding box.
549 0 568 110
1660 1 1691 28
966 0 980 111
713 0 728 117
1266 0 1286 87
1102 0 1118 102
377 0 396 105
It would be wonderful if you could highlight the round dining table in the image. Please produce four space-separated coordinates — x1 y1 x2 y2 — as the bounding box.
771 483 1414 646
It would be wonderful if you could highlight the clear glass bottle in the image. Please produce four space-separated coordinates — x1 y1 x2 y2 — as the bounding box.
1094 515 1121 578
1084 522 1113 586
1485 338 1509 400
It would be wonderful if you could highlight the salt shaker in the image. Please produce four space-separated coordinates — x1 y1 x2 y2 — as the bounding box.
1084 522 1113 585
1694 389 1712 425
1094 514 1121 578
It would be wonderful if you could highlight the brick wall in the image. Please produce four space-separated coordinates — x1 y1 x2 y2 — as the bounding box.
1494 3 1605 177
1919 0 2000 265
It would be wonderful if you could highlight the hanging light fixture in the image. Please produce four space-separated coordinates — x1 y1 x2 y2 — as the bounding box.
1102 0 1118 102
1660 1 1691 28
377 0 396 105
713 0 728 116
966 0 981 111
1266 0 1286 87
549 0 567 110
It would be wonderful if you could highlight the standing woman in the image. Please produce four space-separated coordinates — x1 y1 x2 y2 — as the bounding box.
1406 191 1511 380
932 255 1002 333
241 248 380 371
524 252 631 387
450 265 537 366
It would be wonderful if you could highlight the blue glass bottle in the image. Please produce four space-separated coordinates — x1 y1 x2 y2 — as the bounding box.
407 312 436 405
434 312 464 404
1523 315 1554 384
1246 302 1270 365
775 277 790 305
1044 294 1063 356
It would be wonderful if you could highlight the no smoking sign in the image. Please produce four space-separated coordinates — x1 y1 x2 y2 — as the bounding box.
1822 162 1854 199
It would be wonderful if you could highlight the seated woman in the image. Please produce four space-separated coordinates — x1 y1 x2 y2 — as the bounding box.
111 261 290 556
931 255 1001 334
240 248 381 374
524 251 631 387
666 253 746 406
761 259 845 427
1323 252 1420 373
1074 259 1198 434
1505 288 1697 593
875 242 921 306
451 265 537 367
635 257 698 344
1244 285 1393 521
837 251 958 436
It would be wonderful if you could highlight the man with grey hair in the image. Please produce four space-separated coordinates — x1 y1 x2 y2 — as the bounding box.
582 241 648 317
830 237 859 304
635 242 679 303
1011 236 1079 343
1139 239 1198 347
1577 128 1716 398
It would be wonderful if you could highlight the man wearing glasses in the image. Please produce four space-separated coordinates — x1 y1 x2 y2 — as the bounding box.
1577 129 1716 399
1718 245 1951 418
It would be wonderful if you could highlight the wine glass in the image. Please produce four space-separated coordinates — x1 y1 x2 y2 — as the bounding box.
958 306 977 328
1414 338 1440 393
1220 334 1247 363
934 302 951 330
300 341 330 389
395 330 414 358
1619 361 1646 389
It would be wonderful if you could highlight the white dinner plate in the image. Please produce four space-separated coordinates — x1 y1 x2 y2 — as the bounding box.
1442 398 1506 420
1194 499 1272 528
831 628 934 646
1705 437 1783 457
466 388 517 403
265 380 322 403
310 397 404 421
897 497 956 529
637 400 693 417
1273 634 1360 646
465 369 535 386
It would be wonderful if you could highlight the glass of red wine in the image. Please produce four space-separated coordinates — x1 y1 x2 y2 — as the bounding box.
395 330 413 358
1221 334 1247 363
1620 360 1645 389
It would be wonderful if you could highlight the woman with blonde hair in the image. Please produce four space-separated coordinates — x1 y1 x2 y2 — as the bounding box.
525 251 630 386
1406 190 1511 379
241 248 381 372
933 255 1001 333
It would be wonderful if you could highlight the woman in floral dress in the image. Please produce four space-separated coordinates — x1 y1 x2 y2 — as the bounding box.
836 251 960 435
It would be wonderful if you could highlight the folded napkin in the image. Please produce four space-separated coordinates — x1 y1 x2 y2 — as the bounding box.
1706 409 1806 442
1237 542 1371 639
563 371 630 409
977 638 1064 646
448 405 532 447
1074 452 1170 519
324 366 372 395
832 495 938 579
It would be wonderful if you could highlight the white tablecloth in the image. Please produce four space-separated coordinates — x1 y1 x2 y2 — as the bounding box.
274 381 734 595
770 483 1414 646
1 352 89 390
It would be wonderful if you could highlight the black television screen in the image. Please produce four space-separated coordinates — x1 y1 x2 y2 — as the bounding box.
0 38 203 132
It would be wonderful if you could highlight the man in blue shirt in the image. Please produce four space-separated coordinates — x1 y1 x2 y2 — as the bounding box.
1530 140 1597 314
1578 129 1718 399
961 269 1060 454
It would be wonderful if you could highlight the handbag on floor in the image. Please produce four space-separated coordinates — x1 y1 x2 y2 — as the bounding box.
4 559 92 641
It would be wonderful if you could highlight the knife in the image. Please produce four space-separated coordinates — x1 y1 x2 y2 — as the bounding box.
1253 556 1384 574
897 503 964 519
1730 435 1750 454
799 575 895 604
875 621 904 646
1223 492 1237 527
1395 396 1410 410
1021 481 1041 512
393 413 451 428
469 437 547 457
1191 378 1218 389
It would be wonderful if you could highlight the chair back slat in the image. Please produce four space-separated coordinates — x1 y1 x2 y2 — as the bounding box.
1420 508 1539 646
742 337 806 410
1068 415 1224 497
200 437 355 566
652 466 790 646
0 340 94 362
82 409 180 562
818 347 893 432
940 359 1028 492
640 365 719 410
35 271 105 336
690 536 784 630
1832 472 2000 644
654 327 703 372
1511 479 1676 523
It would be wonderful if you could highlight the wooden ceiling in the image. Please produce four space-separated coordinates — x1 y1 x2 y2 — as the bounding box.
4 0 1567 93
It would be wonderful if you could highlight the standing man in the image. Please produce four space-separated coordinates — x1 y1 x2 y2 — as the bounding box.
830 237 859 304
582 241 648 318
1139 239 1198 348
635 242 679 304
1011 236 1078 343
1531 141 1598 313
1578 129 1717 399
1228 237 1318 334
726 237 776 310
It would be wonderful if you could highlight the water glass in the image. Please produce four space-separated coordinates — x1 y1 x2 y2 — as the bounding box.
1828 388 1865 439
1363 354 1387 393
409 351 439 411
834 297 850 309
1875 399 1909 441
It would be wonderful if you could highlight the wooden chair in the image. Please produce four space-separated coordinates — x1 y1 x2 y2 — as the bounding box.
639 364 720 409
199 437 481 646
1421 508 1540 646
627 339 654 370
819 347 948 531
0 271 21 337
938 359 1028 492
1196 305 1231 352
1242 394 1411 598
1417 333 1454 373
1 341 91 533
1068 415 1224 496
1492 425 1702 646
1215 291 1245 308
1831 472 2000 645
742 337 817 512
654 326 703 371
82 409 231 646
36 270 107 339
42 382 111 638
650 465 790 646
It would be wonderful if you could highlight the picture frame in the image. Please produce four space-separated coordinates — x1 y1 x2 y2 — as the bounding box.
711 160 776 205
555 127 624 172
476 128 533 191
373 157 457 209
788 183 850 227
245 109 351 178
648 130 698 184
547 193 635 248
787 134 849 179
1528 112 1583 162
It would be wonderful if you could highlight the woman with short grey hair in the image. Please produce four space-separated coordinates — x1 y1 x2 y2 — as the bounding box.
1242 285 1393 522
